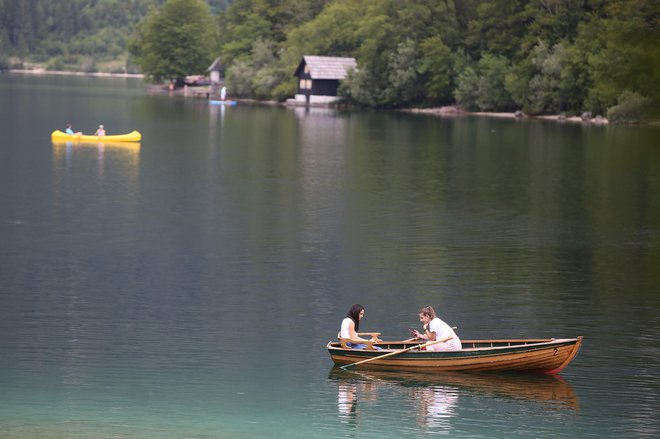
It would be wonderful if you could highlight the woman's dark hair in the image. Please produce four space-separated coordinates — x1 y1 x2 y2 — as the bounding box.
346 304 365 332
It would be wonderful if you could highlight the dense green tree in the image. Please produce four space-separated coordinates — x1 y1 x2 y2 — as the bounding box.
607 91 655 124
226 59 254 97
0 0 41 56
218 0 273 62
507 41 580 115
454 65 480 111
455 53 514 112
584 0 660 115
463 0 532 59
225 38 289 99
218 0 329 63
476 54 514 111
385 39 422 105
419 36 454 103
129 0 215 83
283 0 364 62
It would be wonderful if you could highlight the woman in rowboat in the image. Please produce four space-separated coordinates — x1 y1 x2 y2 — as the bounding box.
339 304 381 350
412 306 462 351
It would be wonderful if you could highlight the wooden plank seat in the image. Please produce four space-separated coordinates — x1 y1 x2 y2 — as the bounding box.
338 333 381 350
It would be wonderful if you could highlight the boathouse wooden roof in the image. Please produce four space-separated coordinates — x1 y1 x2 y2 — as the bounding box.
208 57 223 72
294 56 357 80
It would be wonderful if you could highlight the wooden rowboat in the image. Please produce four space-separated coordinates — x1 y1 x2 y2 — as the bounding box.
51 130 142 143
327 337 582 374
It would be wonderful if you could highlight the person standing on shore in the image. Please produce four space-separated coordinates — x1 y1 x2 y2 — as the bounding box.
220 86 227 101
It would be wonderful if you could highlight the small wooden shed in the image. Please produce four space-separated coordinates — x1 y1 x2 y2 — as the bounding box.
293 56 357 104
208 57 225 84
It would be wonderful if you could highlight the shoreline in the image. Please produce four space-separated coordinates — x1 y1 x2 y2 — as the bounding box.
405 106 609 125
5 69 610 124
5 68 144 79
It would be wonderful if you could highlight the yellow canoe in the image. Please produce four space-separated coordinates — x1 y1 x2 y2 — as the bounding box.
51 130 142 142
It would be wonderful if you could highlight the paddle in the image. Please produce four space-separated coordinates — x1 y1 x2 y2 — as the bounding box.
340 335 453 370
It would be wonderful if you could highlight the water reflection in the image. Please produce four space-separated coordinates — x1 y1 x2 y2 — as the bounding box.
51 140 141 214
334 375 378 427
329 367 579 429
413 385 458 430
52 141 140 169
337 381 357 420
52 140 139 168
329 367 459 433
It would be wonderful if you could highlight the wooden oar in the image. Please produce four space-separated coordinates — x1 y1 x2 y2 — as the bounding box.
340 335 453 370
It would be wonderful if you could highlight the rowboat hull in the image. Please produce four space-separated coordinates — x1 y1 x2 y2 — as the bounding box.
327 337 582 374
51 130 142 143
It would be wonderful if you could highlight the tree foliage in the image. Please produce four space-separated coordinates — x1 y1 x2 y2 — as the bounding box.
129 0 215 83
3 0 658 122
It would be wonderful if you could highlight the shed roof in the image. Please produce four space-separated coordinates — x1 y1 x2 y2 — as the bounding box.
208 57 223 72
294 56 357 80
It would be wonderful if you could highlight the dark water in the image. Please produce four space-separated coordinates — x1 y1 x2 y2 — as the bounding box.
1 73 659 438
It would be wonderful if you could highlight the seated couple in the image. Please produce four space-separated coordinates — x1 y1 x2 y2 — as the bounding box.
339 304 461 351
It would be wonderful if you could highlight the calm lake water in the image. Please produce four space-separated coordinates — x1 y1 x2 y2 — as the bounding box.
1 73 659 438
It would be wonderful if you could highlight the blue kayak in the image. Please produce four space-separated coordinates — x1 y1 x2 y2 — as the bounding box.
209 100 237 106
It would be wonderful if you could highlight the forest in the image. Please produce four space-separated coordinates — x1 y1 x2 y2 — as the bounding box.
1 0 658 122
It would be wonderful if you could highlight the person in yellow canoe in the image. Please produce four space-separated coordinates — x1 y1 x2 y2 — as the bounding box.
339 304 382 350
65 124 82 135
94 124 106 136
412 306 462 351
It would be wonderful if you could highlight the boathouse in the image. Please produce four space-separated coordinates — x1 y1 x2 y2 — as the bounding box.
292 56 357 105
208 57 225 96
208 57 225 84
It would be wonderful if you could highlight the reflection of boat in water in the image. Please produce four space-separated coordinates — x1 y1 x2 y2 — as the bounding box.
328 337 583 373
328 367 579 410
337 382 357 420
52 141 140 150
329 368 460 430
